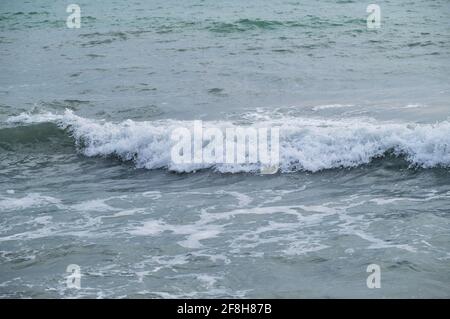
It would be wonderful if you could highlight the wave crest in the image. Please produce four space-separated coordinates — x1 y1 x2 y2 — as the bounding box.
6 110 450 173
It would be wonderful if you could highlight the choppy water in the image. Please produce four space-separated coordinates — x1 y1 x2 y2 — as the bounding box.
0 0 449 298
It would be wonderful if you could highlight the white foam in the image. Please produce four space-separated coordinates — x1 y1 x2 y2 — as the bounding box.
216 190 253 207
312 104 354 111
129 219 223 248
7 109 450 173
402 103 426 109
0 193 61 211
71 199 116 212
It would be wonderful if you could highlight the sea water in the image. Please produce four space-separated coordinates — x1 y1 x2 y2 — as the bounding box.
0 0 449 298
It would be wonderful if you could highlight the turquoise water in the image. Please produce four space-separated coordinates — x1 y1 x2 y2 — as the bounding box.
0 0 449 298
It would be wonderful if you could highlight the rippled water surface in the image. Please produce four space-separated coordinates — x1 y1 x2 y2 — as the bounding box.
0 0 449 298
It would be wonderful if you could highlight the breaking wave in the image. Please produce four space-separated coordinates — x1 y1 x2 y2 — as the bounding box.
5 110 450 173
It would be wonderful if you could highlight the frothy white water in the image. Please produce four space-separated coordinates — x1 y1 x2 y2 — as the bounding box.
312 104 354 111
7 110 450 173
0 193 61 210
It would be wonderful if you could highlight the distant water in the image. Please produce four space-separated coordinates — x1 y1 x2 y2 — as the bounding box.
0 0 449 298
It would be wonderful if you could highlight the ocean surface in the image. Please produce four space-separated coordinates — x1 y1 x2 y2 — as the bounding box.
0 0 449 298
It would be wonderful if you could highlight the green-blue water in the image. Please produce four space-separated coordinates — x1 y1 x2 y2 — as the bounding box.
0 0 449 298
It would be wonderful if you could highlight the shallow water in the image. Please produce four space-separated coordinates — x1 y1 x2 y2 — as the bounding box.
0 0 449 298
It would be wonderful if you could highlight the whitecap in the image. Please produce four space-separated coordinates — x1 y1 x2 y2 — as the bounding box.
7 109 450 173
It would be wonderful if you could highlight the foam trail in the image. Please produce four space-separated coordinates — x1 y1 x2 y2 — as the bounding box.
6 110 450 173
